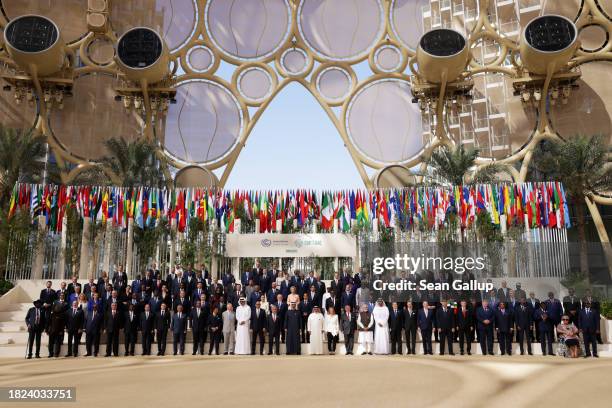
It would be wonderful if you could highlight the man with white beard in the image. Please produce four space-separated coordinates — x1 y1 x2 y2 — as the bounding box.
373 298 390 355
307 305 324 355
235 298 251 355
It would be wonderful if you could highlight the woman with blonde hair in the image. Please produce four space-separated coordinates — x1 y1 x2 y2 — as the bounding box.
325 306 340 354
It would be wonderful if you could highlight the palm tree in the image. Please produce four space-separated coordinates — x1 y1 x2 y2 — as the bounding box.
0 125 47 206
427 144 509 185
530 135 612 279
98 137 168 187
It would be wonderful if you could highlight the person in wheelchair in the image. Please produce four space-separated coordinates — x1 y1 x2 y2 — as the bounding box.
557 315 580 358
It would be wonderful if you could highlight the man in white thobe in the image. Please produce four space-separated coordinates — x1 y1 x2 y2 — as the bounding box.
373 299 390 355
307 305 325 355
235 298 251 355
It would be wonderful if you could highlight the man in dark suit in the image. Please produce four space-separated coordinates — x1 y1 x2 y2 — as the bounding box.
66 276 79 299
476 299 495 355
307 285 320 308
515 297 533 355
112 266 128 294
544 292 562 337
267 304 282 355
208 307 222 355
325 290 339 314
83 278 97 298
494 302 513 355
534 303 554 356
389 302 403 355
65 300 84 357
417 301 434 355
528 291 541 342
173 289 191 316
155 303 171 356
456 300 473 355
340 284 355 310
85 304 102 356
40 281 56 321
341 304 356 355
171 304 187 355
436 300 455 355
562 287 581 324
403 302 417 355
25 300 45 359
251 300 267 355
190 300 208 355
139 303 155 355
123 303 139 356
578 302 600 358
104 302 121 357
497 280 510 302
47 296 68 358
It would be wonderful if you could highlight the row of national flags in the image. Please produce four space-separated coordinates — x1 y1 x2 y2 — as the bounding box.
7 182 571 233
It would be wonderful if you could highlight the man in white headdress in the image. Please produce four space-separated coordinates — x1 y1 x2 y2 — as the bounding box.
373 298 390 355
235 297 251 355
357 303 374 355
307 305 324 355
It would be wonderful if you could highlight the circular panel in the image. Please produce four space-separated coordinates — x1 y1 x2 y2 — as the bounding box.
0 79 38 130
163 80 243 164
346 79 424 164
117 28 163 69
175 166 218 188
375 165 417 188
374 45 403 73
549 61 611 144
87 37 115 65
49 74 143 161
579 24 608 51
316 67 352 103
5 15 58 52
280 48 309 76
237 67 273 103
205 0 291 61
110 0 197 52
1 0 88 43
390 0 432 51
298 0 384 61
186 46 215 73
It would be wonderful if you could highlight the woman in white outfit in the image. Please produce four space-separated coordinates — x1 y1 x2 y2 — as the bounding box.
325 307 340 354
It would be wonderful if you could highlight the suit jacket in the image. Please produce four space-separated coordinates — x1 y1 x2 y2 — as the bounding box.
456 308 473 329
403 308 417 330
40 288 57 305
66 308 85 333
533 308 553 331
562 296 581 314
173 297 191 315
250 308 267 332
208 314 222 333
436 307 454 330
417 309 434 331
104 311 121 333
578 308 600 333
476 307 495 330
139 311 155 333
514 304 533 329
267 313 282 335
494 309 514 333
190 307 208 333
155 310 171 332
341 311 357 335
171 313 188 335
222 310 236 333
340 291 355 309
85 310 102 333
25 307 46 331
388 308 403 334
325 296 338 313
544 299 562 323
123 310 139 333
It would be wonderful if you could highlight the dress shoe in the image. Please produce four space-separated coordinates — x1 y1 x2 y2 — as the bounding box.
35 355 40 358
85 353 91 357
449 353 455 356
223 352 229 355
230 352 235 355
192 352 197 355
467 352 471 355
104 354 111 357
460 351 464 355
65 354 72 358
368 352 373 355
361 352 367 355
27 355 32 359
594 355 599 358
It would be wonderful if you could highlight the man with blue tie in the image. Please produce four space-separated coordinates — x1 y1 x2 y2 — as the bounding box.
84 304 102 357
171 304 187 355
476 299 495 355
578 302 600 358
417 301 434 355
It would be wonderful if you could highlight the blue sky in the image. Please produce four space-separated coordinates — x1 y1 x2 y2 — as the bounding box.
222 69 367 190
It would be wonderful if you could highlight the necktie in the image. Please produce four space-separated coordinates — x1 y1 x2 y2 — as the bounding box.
36 309 39 324
146 312 149 319
197 309 200 317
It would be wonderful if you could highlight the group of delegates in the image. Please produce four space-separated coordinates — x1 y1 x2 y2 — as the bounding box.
24 264 603 359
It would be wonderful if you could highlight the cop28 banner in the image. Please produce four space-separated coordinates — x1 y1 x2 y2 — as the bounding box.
225 233 357 258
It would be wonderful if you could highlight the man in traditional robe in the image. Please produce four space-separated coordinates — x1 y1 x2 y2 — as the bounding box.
284 301 302 355
307 305 324 355
373 299 390 355
357 303 374 355
235 298 251 355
